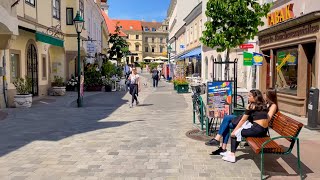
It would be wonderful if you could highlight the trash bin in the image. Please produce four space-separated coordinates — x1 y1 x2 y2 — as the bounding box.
306 87 320 130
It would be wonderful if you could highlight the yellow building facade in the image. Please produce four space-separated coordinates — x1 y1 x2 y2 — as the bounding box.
1 0 107 107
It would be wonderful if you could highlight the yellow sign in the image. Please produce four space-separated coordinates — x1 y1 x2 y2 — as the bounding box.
276 54 291 72
267 4 294 26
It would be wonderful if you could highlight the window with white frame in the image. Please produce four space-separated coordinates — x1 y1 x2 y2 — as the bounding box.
25 0 35 6
79 0 84 18
53 0 60 19
66 8 74 25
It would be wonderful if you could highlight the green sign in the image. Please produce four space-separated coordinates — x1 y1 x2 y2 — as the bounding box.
243 52 253 66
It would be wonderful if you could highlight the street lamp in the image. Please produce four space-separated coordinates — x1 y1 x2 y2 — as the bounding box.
167 45 172 80
73 11 85 107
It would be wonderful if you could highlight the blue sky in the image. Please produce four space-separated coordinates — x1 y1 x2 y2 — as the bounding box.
108 0 171 22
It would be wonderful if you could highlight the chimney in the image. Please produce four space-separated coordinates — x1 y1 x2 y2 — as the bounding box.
101 0 109 15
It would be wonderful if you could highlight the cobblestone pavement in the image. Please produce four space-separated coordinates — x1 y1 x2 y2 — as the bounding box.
0 74 319 180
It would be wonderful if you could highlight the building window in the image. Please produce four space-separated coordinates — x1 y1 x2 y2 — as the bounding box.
42 56 47 79
145 47 148 52
160 46 163 53
145 37 148 42
160 37 163 43
152 47 155 53
194 23 198 40
130 26 133 29
52 0 60 19
275 48 298 95
152 37 154 43
10 53 20 82
66 8 73 25
25 0 35 6
136 57 139 62
152 28 156 32
144 27 149 31
135 45 139 51
79 0 84 18
136 35 139 39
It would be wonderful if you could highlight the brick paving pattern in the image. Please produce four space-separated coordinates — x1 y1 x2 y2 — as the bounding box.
0 74 319 180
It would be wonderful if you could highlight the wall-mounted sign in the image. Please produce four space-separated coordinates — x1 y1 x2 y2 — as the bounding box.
252 53 263 66
87 42 96 54
259 24 320 45
243 52 253 66
267 4 294 27
240 44 254 49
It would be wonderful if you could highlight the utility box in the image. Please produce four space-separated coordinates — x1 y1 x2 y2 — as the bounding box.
305 87 320 130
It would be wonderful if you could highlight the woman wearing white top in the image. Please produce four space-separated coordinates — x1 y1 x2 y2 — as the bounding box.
128 68 141 108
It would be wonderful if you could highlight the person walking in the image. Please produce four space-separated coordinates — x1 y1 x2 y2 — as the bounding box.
151 68 159 88
128 68 140 108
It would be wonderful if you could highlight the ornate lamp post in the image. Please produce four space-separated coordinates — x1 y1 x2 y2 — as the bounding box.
73 11 85 107
167 45 172 80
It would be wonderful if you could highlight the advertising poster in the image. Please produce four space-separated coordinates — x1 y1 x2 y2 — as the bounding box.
252 52 263 66
207 81 233 118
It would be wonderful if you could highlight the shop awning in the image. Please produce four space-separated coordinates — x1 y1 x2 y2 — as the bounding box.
179 47 201 59
36 32 64 47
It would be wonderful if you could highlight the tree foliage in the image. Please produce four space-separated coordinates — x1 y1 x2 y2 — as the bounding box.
200 0 271 52
108 23 130 61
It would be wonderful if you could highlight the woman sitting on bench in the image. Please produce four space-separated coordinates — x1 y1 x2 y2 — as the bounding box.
223 89 269 163
206 88 278 156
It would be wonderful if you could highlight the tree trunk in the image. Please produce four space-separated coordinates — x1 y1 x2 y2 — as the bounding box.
225 48 230 80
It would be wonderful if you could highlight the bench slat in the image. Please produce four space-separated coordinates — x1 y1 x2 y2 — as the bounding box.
247 137 284 154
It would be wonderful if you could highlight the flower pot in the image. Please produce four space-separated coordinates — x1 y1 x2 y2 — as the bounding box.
14 94 32 108
66 85 76 91
52 86 66 96
176 84 189 93
105 85 112 92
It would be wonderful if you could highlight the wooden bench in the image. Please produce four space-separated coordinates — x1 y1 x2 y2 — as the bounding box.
246 112 304 180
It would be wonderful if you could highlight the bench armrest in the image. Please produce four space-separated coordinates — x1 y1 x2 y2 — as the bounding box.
261 136 299 154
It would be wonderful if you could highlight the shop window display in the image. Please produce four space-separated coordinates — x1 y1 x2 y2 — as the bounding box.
275 48 298 95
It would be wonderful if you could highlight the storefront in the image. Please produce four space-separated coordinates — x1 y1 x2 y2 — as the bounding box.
258 2 320 118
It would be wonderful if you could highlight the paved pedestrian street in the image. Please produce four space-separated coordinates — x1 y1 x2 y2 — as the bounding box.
0 75 319 180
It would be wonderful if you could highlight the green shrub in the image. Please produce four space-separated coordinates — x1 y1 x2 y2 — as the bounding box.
13 76 32 95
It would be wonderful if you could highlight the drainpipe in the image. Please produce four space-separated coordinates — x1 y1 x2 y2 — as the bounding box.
2 50 8 108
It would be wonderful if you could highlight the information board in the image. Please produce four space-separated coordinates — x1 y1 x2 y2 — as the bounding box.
207 81 233 118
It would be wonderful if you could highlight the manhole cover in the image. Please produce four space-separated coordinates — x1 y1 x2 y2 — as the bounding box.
186 129 213 142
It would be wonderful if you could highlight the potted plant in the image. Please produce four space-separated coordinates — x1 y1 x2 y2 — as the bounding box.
175 78 189 94
66 75 78 91
51 76 66 96
102 76 112 92
101 61 117 92
84 64 103 91
13 76 32 108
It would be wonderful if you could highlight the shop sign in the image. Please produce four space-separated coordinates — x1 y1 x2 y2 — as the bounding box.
259 24 320 45
239 44 254 49
243 52 253 66
252 53 263 66
276 54 292 71
267 4 294 27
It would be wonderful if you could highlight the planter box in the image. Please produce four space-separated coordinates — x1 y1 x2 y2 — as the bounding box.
174 84 177 90
176 84 189 93
52 86 66 96
105 85 112 92
86 86 102 92
14 94 32 108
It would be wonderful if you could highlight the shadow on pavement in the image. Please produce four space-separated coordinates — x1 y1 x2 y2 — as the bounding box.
237 147 312 179
137 104 153 107
0 91 132 157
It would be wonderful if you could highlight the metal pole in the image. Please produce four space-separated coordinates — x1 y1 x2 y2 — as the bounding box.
168 52 171 80
77 32 82 107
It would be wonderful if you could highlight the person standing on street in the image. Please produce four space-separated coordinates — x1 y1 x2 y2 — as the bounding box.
128 68 140 108
152 68 159 88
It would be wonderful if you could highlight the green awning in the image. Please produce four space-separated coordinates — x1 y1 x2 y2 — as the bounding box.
36 32 64 47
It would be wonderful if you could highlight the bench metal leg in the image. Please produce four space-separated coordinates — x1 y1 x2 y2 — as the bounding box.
205 117 209 136
193 103 195 124
260 150 264 180
296 138 303 179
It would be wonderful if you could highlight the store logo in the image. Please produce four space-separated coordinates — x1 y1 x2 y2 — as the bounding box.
267 4 294 26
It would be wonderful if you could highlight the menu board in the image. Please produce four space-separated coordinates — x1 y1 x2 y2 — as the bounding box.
207 81 233 118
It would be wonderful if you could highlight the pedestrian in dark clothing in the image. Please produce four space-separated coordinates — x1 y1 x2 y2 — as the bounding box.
151 68 159 88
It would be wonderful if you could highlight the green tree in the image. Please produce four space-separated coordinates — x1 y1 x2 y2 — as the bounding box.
108 23 130 63
200 0 271 77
